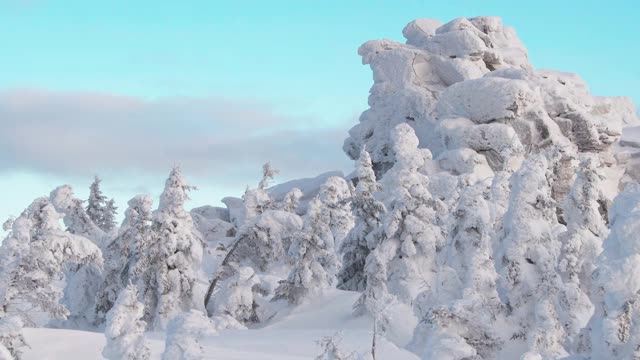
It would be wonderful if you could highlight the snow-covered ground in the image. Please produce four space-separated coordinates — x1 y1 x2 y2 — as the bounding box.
23 290 417 359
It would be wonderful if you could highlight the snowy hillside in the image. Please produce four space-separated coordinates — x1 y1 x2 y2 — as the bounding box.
2 15 640 360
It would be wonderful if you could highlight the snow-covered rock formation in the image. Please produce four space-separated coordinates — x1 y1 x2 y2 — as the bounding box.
343 15 639 360
344 16 636 190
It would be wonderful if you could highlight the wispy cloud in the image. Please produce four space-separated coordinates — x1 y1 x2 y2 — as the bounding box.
0 89 354 182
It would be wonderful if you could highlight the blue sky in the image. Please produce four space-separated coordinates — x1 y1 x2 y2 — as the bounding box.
1 0 638 227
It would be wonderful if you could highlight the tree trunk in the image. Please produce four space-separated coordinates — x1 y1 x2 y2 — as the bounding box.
371 319 377 360
203 236 244 315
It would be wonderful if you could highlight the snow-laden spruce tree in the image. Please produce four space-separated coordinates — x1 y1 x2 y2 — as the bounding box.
318 176 354 252
149 167 204 329
279 187 303 213
103 199 118 234
50 185 105 245
49 185 106 328
242 162 279 221
410 183 504 360
86 176 118 233
86 176 107 225
2 217 14 233
211 266 264 328
212 163 294 272
0 198 102 324
587 182 640 359
356 124 444 339
203 166 303 324
558 155 608 348
226 206 303 273
95 195 154 325
338 148 385 292
241 185 273 223
102 284 149 360
315 333 356 360
274 197 339 304
208 266 260 325
204 207 303 324
162 310 217 360
496 154 568 359
0 317 27 360
258 162 280 191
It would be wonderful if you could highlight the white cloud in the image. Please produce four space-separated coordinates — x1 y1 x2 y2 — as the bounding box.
0 88 354 181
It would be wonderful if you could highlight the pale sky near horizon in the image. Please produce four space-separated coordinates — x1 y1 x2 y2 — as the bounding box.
1 0 639 229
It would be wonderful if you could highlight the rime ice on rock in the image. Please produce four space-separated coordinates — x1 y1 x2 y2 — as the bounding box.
347 16 639 360
345 16 637 182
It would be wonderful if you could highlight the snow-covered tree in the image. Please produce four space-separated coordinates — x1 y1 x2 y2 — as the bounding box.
204 208 302 324
274 198 338 304
243 188 272 222
208 266 260 324
258 162 280 190
279 187 303 213
86 176 107 224
49 185 106 328
86 176 118 233
357 124 444 332
2 217 14 233
0 198 102 324
102 284 149 360
50 185 105 245
315 333 356 360
233 209 303 272
148 167 204 329
318 176 354 252
0 317 27 360
103 199 118 234
239 162 281 222
496 154 567 359
587 182 640 359
243 190 271 220
162 310 217 360
338 148 385 292
409 183 504 360
558 155 608 348
95 195 154 325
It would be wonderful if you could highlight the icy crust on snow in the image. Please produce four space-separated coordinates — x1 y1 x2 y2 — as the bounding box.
344 16 638 182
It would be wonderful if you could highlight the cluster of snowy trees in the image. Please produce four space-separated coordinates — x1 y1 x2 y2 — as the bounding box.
0 168 207 358
1 15 640 360
335 15 640 360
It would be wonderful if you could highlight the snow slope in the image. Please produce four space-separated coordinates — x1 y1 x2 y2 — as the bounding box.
23 290 417 359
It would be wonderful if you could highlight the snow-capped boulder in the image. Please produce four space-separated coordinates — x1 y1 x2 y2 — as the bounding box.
344 14 639 213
